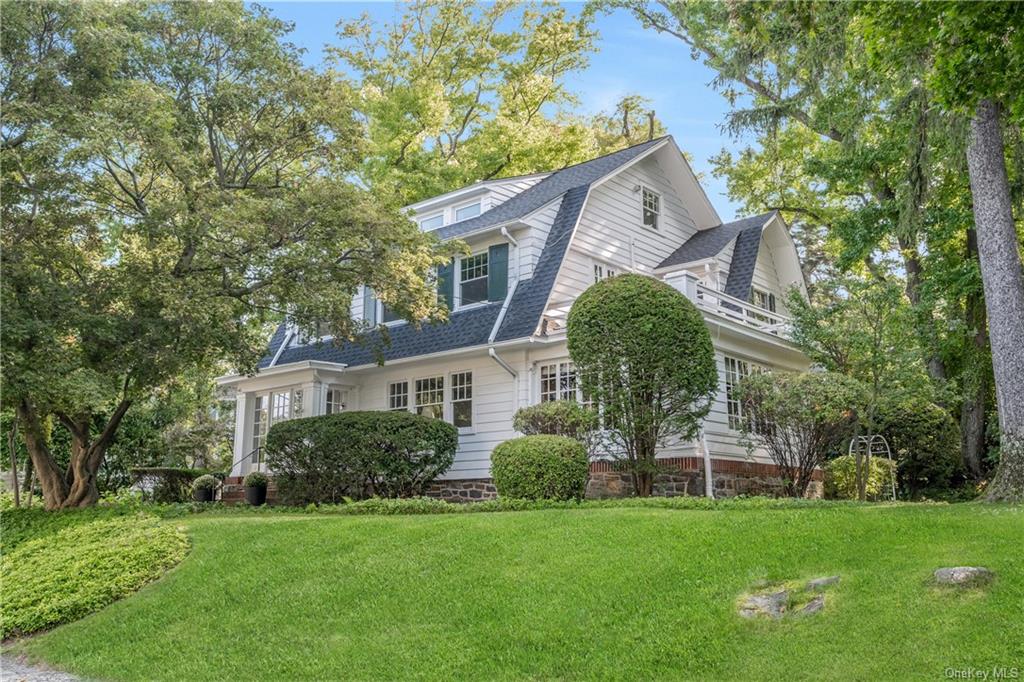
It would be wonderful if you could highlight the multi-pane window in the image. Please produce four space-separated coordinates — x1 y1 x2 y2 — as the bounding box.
250 396 268 462
451 371 473 428
455 202 481 221
540 362 579 402
459 253 489 306
388 381 409 411
271 391 291 422
642 187 660 229
325 388 346 415
725 356 769 432
414 377 444 418
420 213 444 230
752 288 777 313
593 262 617 283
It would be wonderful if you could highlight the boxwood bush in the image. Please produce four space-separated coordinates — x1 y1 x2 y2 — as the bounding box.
513 400 600 452
265 411 458 505
491 435 589 500
0 513 188 637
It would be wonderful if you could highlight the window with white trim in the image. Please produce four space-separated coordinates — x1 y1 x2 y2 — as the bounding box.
420 213 444 230
381 303 402 324
451 371 473 428
454 201 481 221
752 287 777 313
270 391 291 422
325 388 346 414
250 396 268 462
593 262 617 283
388 381 409 411
642 187 660 229
724 356 770 432
539 361 579 402
459 252 488 306
414 376 444 418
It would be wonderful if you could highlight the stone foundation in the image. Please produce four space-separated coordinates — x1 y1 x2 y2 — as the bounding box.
426 479 498 502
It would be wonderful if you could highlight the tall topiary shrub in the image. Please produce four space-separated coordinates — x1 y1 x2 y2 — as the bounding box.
265 411 457 505
567 274 718 496
877 398 962 498
491 435 589 500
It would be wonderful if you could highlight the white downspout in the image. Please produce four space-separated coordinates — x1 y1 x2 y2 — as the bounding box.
699 425 714 499
269 326 295 367
489 229 520 380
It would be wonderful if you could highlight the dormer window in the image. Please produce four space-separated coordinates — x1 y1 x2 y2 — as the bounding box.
642 187 660 229
459 252 489 306
455 201 481 221
420 213 444 230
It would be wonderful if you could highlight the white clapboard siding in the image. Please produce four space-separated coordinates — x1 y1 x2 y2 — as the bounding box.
487 175 548 205
517 196 563 279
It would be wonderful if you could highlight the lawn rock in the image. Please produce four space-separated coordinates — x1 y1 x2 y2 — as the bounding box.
807 575 840 591
799 594 825 615
738 575 840 620
738 590 789 619
934 566 994 587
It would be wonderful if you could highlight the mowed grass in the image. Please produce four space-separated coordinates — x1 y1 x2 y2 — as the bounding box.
18 504 1024 680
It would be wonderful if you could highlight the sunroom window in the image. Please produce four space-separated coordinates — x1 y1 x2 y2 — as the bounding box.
459 253 489 306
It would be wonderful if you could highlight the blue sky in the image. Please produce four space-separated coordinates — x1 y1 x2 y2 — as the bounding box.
263 2 752 220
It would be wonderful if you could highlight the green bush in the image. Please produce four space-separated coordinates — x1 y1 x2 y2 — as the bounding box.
0 513 188 637
877 398 962 498
243 471 269 488
265 411 458 505
513 400 599 449
491 435 589 500
191 474 218 491
824 454 897 500
131 467 224 504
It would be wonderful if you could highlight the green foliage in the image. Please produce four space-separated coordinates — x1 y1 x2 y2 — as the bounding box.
877 398 963 499
191 475 218 492
738 371 866 497
567 274 717 495
133 468 222 504
512 400 599 451
0 513 188 637
265 411 457 505
491 435 590 501
243 471 269 489
825 455 897 500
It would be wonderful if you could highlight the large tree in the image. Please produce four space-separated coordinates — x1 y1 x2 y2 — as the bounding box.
1 2 450 508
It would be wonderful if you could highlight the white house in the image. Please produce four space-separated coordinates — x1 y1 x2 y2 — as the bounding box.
217 136 815 500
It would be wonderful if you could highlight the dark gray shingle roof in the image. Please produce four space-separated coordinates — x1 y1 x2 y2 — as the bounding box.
656 212 775 269
257 139 663 368
434 137 666 240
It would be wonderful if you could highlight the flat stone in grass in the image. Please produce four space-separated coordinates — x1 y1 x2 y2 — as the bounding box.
739 590 789 619
806 575 840 591
934 567 994 587
738 576 840 620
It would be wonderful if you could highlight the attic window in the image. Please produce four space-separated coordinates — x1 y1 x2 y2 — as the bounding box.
459 252 488 306
752 288 777 313
455 201 481 221
420 213 444 230
642 187 660 229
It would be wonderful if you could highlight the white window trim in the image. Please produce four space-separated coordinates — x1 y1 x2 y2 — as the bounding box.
454 250 490 310
383 371 475 431
641 185 660 230
452 198 483 222
412 374 445 420
724 355 767 432
591 258 618 284
449 370 475 434
419 212 444 230
387 380 410 412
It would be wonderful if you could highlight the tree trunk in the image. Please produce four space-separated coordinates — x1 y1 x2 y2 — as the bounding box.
966 99 1024 502
961 227 989 480
8 417 20 508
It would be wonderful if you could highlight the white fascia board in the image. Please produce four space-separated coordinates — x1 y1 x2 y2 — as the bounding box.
216 360 348 387
339 337 533 373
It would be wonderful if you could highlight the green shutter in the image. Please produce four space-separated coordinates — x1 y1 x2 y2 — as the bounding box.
437 260 454 311
363 286 377 325
487 243 508 302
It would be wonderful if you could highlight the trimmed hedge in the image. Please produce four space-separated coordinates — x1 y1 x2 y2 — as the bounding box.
491 435 589 500
0 513 188 637
513 400 599 449
265 411 457 505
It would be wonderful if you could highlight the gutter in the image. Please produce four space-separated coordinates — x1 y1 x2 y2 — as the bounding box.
487 230 521 379
269 326 295 367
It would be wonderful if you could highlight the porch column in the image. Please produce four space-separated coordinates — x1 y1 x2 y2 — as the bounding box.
302 380 322 417
230 392 250 478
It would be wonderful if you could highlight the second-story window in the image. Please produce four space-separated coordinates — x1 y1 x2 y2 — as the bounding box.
455 201 482 221
420 213 444 230
459 252 489 306
642 187 660 229
752 288 777 313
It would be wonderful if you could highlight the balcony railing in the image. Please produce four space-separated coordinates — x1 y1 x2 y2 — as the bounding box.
668 273 793 338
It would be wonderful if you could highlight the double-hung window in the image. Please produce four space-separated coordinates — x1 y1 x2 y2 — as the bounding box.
725 356 769 432
415 377 444 419
250 396 268 462
325 388 346 415
642 187 660 229
539 361 579 402
451 371 473 428
459 253 489 306
389 381 409 411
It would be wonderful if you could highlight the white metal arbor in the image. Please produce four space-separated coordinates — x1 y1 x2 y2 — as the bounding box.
848 434 897 501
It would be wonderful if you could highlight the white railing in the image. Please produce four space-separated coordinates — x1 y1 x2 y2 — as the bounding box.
668 273 793 338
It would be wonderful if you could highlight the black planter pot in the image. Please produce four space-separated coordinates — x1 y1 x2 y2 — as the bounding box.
245 485 267 506
193 487 214 503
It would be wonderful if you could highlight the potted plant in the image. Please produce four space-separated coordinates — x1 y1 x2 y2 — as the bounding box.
191 474 218 503
244 471 269 506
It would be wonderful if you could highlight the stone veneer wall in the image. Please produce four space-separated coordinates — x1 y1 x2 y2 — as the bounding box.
425 479 498 502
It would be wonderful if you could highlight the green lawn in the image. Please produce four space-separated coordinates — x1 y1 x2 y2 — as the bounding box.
15 504 1024 680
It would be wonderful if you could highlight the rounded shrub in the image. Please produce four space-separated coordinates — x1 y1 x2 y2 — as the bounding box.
824 454 897 500
877 398 961 498
0 513 188 638
491 435 589 501
265 411 457 505
191 474 218 491
513 400 599 442
244 471 269 488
